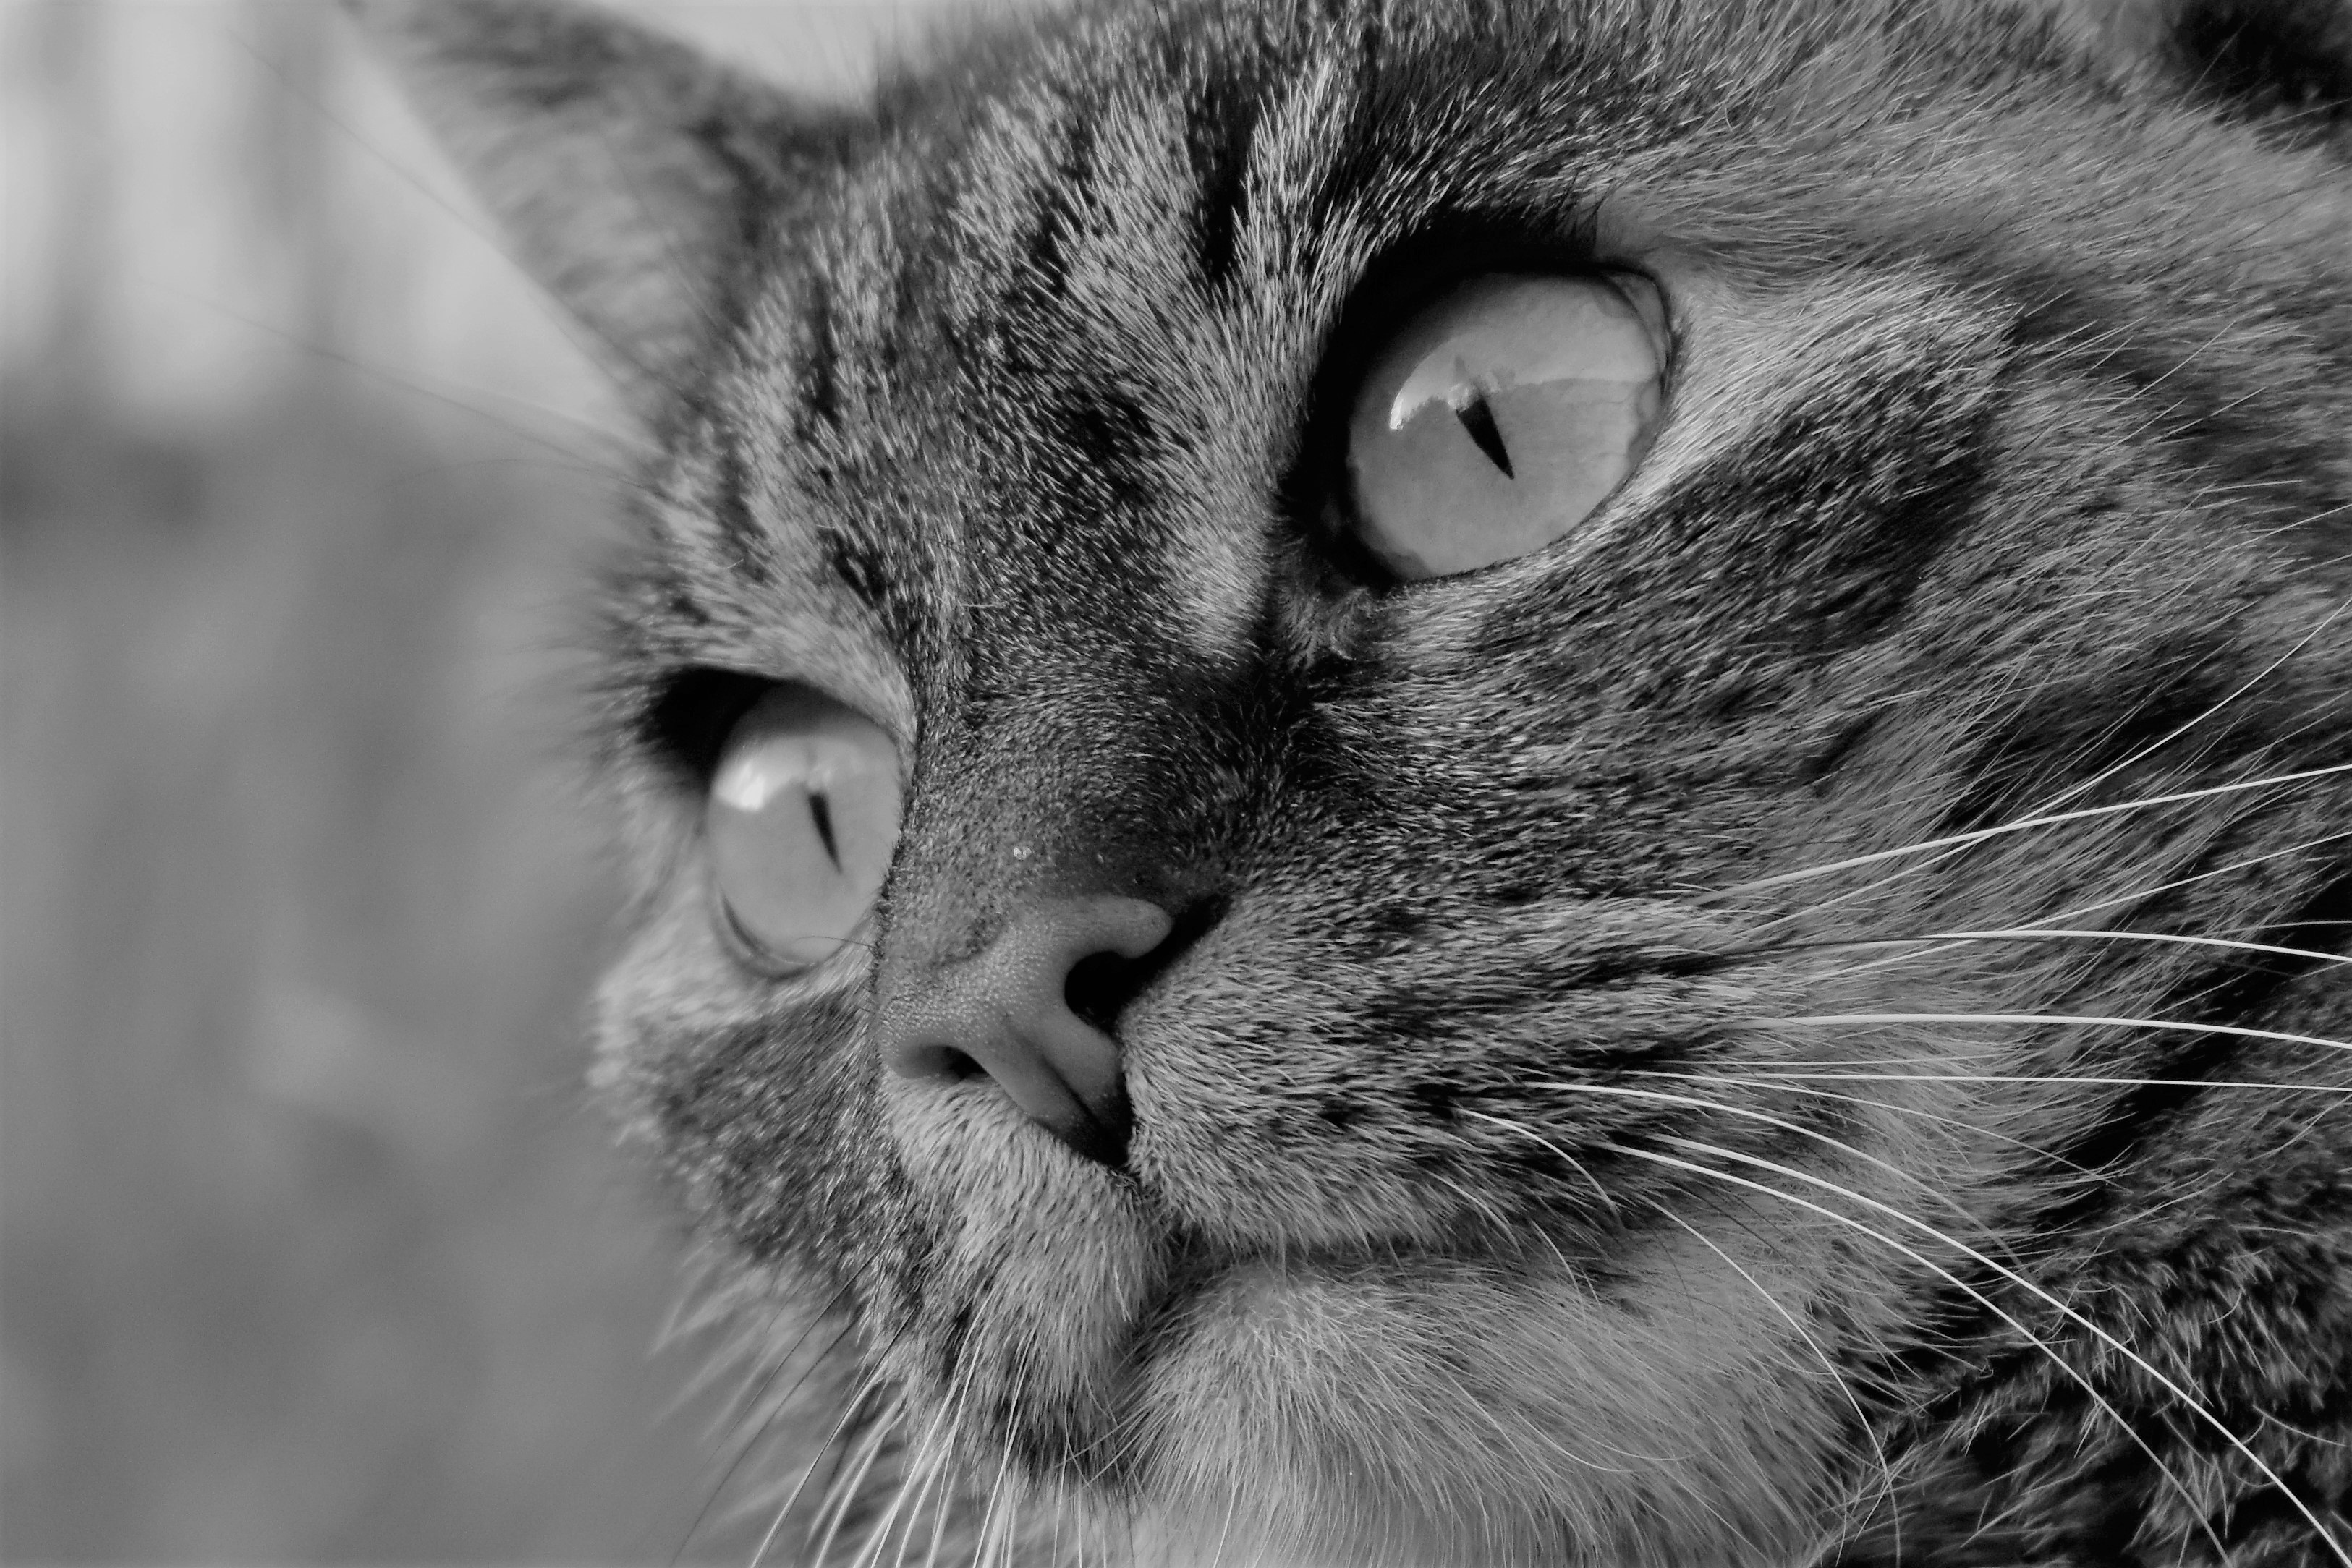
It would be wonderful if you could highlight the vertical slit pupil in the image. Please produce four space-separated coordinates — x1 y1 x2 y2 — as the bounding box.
1453 392 1514 477
808 791 842 869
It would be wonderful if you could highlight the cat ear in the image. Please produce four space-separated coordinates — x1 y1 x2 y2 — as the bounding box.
349 0 849 417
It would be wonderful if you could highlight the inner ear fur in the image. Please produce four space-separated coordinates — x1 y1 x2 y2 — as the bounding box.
348 0 857 419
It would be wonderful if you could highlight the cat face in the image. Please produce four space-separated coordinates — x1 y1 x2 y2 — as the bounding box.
360 0 2352 1560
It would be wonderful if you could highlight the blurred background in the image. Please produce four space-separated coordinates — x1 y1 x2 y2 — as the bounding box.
2 1 969 1556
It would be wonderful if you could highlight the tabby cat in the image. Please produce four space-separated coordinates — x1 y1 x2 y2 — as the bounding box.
355 0 2352 1560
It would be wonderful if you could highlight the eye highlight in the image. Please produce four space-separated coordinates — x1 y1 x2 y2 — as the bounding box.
706 686 901 971
1343 273 1666 580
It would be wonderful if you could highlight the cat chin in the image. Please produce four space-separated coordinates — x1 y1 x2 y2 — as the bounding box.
879 1078 1885 1567
1110 1247 1847 1568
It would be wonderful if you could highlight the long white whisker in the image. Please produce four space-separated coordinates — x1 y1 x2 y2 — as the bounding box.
1681 1069 2352 1096
2025 590 2352 818
1647 1203 1906 1548
917 1456 961 1568
1712 762 2352 902
1483 1086 1977 1234
1795 838 2352 979
917 1373 975 1568
1733 718 2352 944
1815 926 2351 980
2036 832 2352 926
1489 1080 2055 1292
973 1434 1018 1568
1771 1012 2352 1056
854 1455 919 1568
1627 1068 2104 1176
916 1371 985 1568
1590 1141 2233 1562
678 1305 857 1564
752 1333 908 1568
873 1392 964 1568
1705 1052 2008 1068
811 1403 905 1568
1205 1475 1245 1568
746 1480 797 1568
1606 1135 2346 1565
1480 1100 2236 1557
1456 1109 1621 1219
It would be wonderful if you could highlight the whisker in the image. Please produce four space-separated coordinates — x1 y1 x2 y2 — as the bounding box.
1593 1141 2236 1560
263 23 692 403
884 1382 969 1568
851 1456 915 1568
676 1301 857 1564
746 1444 818 1568
1652 908 2352 986
1728 681 2352 939
916 1365 980 1568
1770 1012 2352 1057
135 271 630 473
867 1393 960 1568
1799 840 2352 976
1628 1068 2105 1177
1487 1086 1980 1234
1681 1069 2351 1096
748 1324 912 1568
1603 1135 2346 1564
1693 1052 2009 1068
1647 1202 1906 1546
1466 1104 2230 1558
810 1400 905 1568
214 17 700 430
1491 1079 2058 1295
1826 924 2351 973
1205 1473 1245 1568
1454 1109 1621 1218
918 1454 959 1568
2020 830 2352 927
1710 762 2352 904
973 1423 1021 1568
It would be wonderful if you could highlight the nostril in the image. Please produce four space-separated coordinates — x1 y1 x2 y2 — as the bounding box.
896 1042 985 1082
1064 950 1142 1032
877 892 1226 1164
1062 894 1226 1031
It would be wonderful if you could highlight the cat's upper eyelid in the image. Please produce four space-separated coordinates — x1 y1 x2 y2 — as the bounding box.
640 666 905 787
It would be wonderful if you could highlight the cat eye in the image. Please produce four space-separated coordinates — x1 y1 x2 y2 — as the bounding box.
1343 273 1666 580
705 686 901 971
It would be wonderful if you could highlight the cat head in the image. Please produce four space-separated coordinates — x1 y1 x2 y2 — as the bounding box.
358 0 2352 1561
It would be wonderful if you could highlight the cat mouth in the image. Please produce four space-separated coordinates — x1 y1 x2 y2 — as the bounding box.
969 1217 1800 1564
894 1177 1618 1467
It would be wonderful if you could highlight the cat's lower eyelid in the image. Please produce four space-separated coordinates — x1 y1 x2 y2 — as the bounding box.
709 884 873 981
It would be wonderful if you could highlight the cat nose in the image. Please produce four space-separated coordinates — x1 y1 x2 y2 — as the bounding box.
876 895 1173 1166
